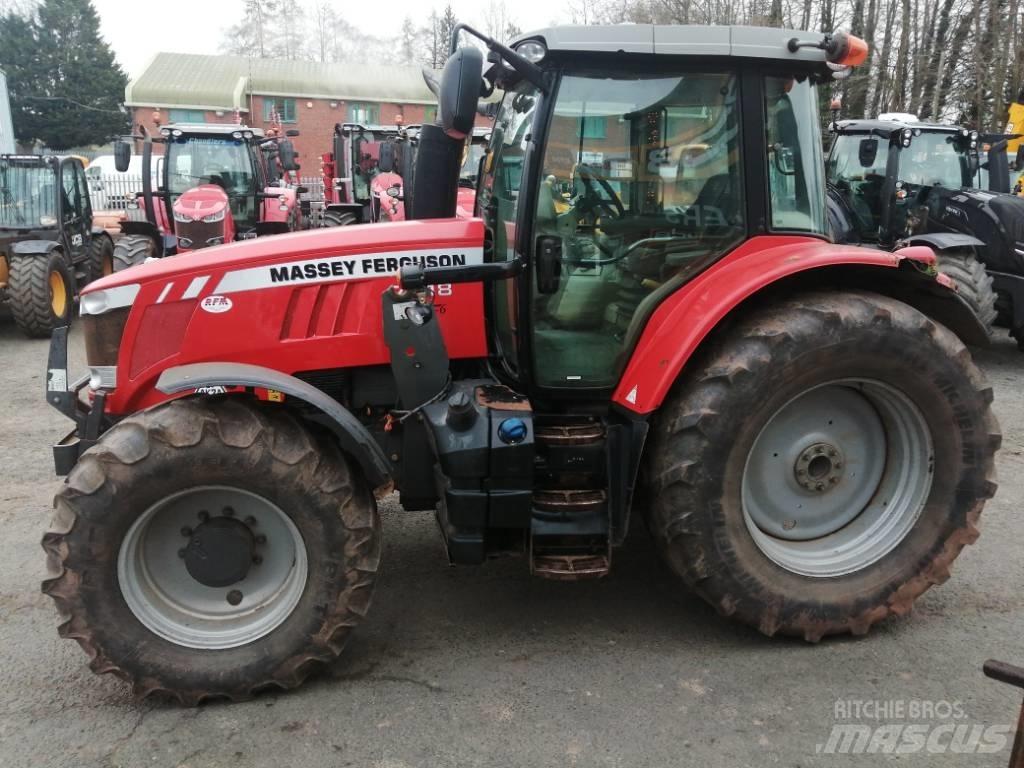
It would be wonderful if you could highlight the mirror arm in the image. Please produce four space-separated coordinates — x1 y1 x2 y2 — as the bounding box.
449 23 547 93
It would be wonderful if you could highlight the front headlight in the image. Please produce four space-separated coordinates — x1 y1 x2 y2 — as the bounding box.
173 211 192 223
202 209 225 223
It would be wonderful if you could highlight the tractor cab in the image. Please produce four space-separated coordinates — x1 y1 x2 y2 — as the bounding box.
826 120 986 245
318 122 415 226
416 24 847 389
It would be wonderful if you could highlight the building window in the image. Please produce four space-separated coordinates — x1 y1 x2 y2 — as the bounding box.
348 102 379 125
576 116 607 139
168 108 205 123
263 98 296 124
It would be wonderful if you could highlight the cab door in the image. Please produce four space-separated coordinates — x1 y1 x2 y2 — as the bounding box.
59 159 89 265
478 81 542 379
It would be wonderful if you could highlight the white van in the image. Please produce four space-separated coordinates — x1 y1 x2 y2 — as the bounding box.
85 154 160 211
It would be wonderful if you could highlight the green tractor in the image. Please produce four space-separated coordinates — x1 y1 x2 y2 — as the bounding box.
0 154 113 337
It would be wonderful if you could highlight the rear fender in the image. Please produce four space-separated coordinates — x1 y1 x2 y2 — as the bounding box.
155 362 392 491
613 236 981 415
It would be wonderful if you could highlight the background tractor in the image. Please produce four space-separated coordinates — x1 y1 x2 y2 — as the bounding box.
0 154 113 337
111 123 305 271
317 122 417 227
44 24 999 704
827 118 1024 344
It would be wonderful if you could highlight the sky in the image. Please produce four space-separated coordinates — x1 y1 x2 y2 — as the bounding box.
90 0 575 79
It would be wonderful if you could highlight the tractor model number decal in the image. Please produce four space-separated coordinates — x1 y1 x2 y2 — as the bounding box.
200 295 233 313
211 247 485 294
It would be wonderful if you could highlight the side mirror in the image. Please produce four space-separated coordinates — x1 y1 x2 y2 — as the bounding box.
285 129 300 137
858 137 879 168
439 46 484 140
379 141 396 173
114 139 132 173
277 139 298 172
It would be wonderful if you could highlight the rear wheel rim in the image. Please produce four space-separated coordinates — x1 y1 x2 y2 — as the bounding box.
741 379 933 577
49 270 67 317
118 486 308 649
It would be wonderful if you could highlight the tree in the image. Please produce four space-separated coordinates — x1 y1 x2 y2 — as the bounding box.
222 0 280 58
399 16 417 64
0 0 127 149
438 4 459 58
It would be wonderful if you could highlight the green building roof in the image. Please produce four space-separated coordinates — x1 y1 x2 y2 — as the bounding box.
125 53 439 111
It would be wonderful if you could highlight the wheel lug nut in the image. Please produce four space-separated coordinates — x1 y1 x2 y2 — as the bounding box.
834 462 843 469
828 449 837 457
255 534 267 545
244 516 257 526
223 506 235 517
814 446 823 454
180 526 192 537
226 590 243 606
252 555 263 565
783 519 796 530
815 482 825 491
177 548 186 558
197 510 209 522
829 477 839 484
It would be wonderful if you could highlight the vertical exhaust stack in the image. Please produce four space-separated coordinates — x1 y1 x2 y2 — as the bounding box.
412 45 484 220
410 125 462 219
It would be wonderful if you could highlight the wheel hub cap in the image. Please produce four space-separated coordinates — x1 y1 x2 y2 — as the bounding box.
793 442 845 493
183 516 255 588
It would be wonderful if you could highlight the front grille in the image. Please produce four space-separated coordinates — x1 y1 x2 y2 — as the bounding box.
175 218 225 249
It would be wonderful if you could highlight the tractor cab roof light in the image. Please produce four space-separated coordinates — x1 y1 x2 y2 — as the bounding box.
160 128 171 137
232 130 242 139
171 129 183 137
514 40 546 63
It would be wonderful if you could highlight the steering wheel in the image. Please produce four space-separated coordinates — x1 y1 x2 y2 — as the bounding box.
575 164 625 220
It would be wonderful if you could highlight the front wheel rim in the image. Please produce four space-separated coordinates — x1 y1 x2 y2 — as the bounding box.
741 379 934 578
118 486 308 649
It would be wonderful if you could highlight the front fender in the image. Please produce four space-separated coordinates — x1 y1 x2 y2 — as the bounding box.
898 232 986 252
613 236 972 415
155 362 392 490
11 239 61 256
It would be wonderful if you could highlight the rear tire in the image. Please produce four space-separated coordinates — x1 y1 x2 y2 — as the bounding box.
645 291 999 641
42 398 381 704
87 234 114 283
936 249 997 336
8 250 74 338
113 234 156 272
320 210 357 228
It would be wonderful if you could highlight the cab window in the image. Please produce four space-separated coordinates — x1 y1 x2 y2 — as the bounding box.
531 71 744 388
765 76 827 234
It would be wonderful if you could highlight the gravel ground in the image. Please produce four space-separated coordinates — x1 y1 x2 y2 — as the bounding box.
0 314 1022 768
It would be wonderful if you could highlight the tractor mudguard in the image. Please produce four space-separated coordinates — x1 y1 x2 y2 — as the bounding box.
155 362 392 490
11 239 61 256
898 232 986 252
612 236 982 415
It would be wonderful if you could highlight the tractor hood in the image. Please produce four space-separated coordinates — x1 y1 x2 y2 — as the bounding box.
172 184 230 221
80 217 486 311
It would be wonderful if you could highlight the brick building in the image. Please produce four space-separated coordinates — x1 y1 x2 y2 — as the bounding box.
124 53 446 167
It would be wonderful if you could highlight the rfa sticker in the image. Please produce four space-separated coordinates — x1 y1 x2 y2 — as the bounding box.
201 295 233 313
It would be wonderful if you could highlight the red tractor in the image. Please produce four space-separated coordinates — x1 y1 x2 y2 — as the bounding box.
45 24 999 704
111 123 305 270
316 122 415 227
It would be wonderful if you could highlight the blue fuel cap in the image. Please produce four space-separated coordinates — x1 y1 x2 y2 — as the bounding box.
497 418 528 445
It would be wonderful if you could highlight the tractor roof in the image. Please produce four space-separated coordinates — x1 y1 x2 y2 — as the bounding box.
161 122 266 138
512 24 843 66
835 119 965 137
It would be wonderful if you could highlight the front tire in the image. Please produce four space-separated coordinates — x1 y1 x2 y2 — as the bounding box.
113 233 156 272
42 399 381 704
645 291 999 641
8 250 74 338
87 234 114 283
320 210 357 228
935 249 997 336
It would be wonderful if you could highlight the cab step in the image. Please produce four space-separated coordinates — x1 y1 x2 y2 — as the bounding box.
530 551 610 580
530 488 611 580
